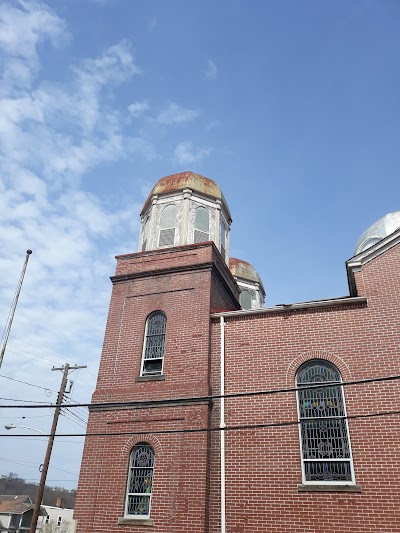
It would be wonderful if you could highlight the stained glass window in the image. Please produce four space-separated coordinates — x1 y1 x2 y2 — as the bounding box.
125 443 154 518
141 312 166 375
296 360 354 483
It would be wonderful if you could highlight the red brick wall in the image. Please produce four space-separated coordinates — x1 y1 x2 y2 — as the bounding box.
208 241 400 533
75 243 238 532
75 239 400 533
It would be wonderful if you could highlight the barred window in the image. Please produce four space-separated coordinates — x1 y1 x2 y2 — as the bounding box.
158 204 176 247
125 443 154 518
141 312 166 376
296 360 355 484
194 206 210 243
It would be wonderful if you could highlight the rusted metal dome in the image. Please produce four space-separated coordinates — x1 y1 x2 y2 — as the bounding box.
141 171 231 219
229 257 263 285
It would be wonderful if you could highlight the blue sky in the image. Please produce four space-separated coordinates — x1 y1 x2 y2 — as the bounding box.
0 0 399 490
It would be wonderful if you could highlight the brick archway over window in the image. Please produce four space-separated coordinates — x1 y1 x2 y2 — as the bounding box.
121 433 162 457
286 349 352 386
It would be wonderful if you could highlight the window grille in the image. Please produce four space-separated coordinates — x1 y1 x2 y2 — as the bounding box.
141 312 166 375
194 206 209 243
125 443 154 518
296 360 354 483
158 204 176 247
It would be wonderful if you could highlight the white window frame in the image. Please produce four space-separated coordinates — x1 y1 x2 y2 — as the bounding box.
140 311 167 376
124 443 155 519
158 204 177 247
296 360 356 485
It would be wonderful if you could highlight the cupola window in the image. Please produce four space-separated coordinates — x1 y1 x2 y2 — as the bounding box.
220 220 226 259
239 289 252 310
158 204 176 247
194 206 210 243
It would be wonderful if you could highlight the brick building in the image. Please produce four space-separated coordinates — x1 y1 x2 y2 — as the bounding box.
74 172 400 532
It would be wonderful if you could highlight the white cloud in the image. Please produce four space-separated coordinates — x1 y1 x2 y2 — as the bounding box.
156 103 200 125
174 141 212 165
128 99 150 117
0 1 149 489
0 0 68 88
205 59 217 80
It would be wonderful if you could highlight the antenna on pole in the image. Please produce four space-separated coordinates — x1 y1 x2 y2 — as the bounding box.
0 249 32 370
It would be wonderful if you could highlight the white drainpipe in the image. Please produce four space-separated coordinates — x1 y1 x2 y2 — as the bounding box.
220 316 226 533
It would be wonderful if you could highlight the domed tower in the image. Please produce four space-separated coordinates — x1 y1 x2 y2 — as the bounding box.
355 211 400 255
229 257 265 309
139 171 232 263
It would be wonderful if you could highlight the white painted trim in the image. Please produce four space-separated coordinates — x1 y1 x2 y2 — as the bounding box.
220 317 226 533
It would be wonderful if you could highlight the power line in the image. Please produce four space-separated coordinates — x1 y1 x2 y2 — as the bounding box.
1 372 399 410
0 374 55 393
0 408 399 439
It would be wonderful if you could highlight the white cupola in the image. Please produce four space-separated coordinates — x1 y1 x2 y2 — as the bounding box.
139 171 232 264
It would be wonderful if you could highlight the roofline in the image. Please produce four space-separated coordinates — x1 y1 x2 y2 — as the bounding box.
346 226 400 296
211 296 367 319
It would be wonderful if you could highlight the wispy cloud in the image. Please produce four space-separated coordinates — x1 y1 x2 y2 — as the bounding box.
174 141 212 165
128 99 150 117
156 103 200 125
148 15 157 32
205 59 217 80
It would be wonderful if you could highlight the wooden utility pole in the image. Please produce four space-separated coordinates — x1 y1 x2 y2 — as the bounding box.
29 363 87 533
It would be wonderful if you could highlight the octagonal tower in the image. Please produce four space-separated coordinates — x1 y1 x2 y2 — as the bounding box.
139 171 232 263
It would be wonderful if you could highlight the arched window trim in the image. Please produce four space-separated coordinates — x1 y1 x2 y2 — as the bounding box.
295 359 356 485
140 311 167 376
124 442 155 518
194 206 210 243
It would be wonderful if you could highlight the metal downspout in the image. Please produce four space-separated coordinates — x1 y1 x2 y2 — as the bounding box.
220 316 226 533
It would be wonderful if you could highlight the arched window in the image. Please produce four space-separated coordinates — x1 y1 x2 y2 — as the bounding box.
239 289 252 310
296 360 354 484
141 312 167 376
125 443 155 518
194 206 210 243
158 204 176 247
220 220 226 259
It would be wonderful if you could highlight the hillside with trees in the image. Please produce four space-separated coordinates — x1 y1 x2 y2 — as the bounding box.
0 473 76 508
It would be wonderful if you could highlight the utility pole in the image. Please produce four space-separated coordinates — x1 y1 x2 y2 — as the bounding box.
29 363 87 533
0 249 32 370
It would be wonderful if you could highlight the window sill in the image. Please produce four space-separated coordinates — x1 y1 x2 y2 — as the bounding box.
118 517 154 526
135 374 165 382
298 484 361 493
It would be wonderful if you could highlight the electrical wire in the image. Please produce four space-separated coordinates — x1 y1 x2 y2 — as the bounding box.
0 408 399 439
0 456 78 476
0 374 56 393
1 372 399 410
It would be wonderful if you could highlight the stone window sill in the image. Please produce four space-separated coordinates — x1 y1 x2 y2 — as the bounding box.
298 484 361 492
118 517 154 526
135 374 165 382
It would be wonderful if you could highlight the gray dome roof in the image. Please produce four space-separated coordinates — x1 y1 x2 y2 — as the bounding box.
355 211 400 255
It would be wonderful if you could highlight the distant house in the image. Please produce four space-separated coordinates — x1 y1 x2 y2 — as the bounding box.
0 495 46 533
39 500 76 533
